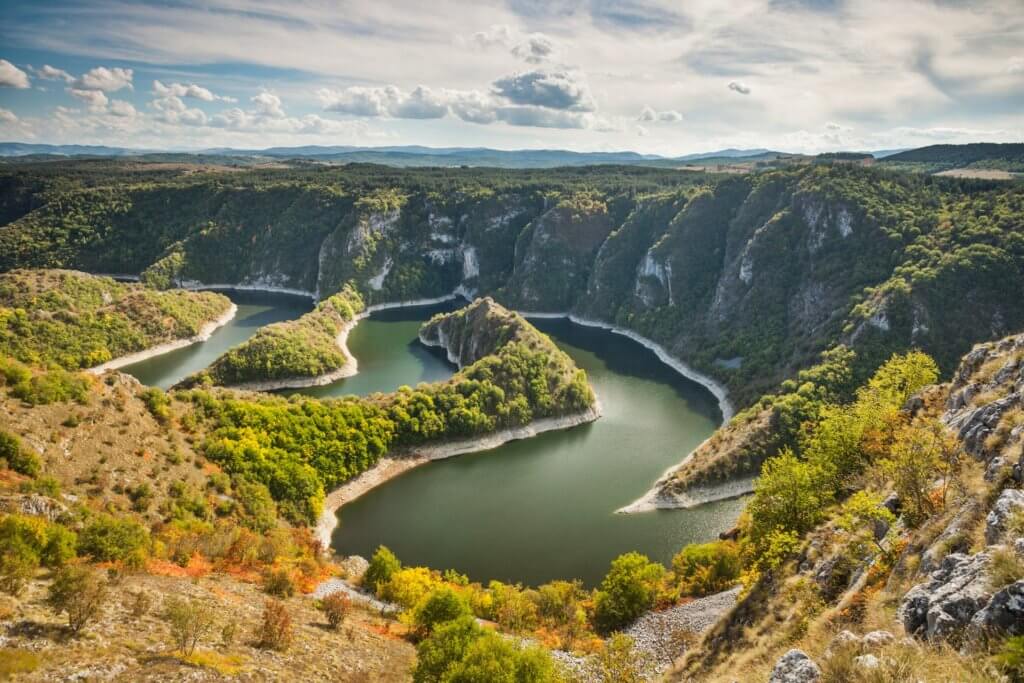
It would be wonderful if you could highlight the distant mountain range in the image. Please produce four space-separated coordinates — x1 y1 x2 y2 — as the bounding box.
1 141 1019 171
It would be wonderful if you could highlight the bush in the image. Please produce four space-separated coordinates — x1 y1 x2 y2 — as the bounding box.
263 568 296 598
413 616 483 683
140 387 172 425
321 591 350 630
47 565 108 634
257 599 293 651
77 515 149 566
592 552 665 634
234 479 277 533
0 540 38 596
996 636 1024 681
0 430 40 477
595 633 654 683
0 648 40 677
162 597 216 656
413 587 471 637
364 545 402 594
671 541 742 597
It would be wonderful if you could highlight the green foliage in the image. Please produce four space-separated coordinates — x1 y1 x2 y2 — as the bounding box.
995 635 1024 681
0 269 231 371
595 633 655 683
77 514 149 565
162 597 216 656
0 429 39 476
592 552 665 634
0 648 40 677
748 449 833 544
364 545 401 594
140 387 172 425
47 565 108 634
0 514 77 594
671 541 742 597
412 587 472 637
233 478 278 533
413 615 559 683
190 286 364 386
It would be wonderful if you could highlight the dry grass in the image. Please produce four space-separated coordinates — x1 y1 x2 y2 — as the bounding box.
988 547 1024 592
819 640 1001 682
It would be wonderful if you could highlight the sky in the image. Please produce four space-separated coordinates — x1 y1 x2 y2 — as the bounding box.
0 0 1022 156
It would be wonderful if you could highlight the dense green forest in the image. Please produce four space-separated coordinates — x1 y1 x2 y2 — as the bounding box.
183 286 365 387
0 160 1021 411
882 142 1024 172
0 269 231 369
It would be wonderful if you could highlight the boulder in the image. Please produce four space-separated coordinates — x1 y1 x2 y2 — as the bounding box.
898 552 992 641
339 555 370 581
967 579 1024 640
854 654 881 670
986 489 1024 545
0 493 69 522
861 630 895 649
768 649 821 683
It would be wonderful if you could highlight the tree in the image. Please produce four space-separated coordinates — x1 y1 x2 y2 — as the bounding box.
881 421 947 526
364 545 401 594
257 599 293 651
47 565 108 634
595 633 654 683
77 515 149 566
592 552 665 634
413 587 471 638
0 430 40 477
321 591 349 630
747 449 832 543
443 633 560 683
162 597 215 656
671 541 741 597
413 616 483 683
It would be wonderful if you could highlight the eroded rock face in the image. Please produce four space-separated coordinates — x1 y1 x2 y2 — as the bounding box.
0 493 69 522
899 552 992 641
986 489 1024 544
768 649 821 683
967 580 1024 640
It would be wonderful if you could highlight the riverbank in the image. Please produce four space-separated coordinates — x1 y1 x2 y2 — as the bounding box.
86 302 238 374
221 292 467 392
314 402 602 550
175 279 317 300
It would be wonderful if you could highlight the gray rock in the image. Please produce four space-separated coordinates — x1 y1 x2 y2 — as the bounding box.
967 580 1024 640
0 493 69 522
854 654 881 670
921 500 981 573
768 649 821 683
898 552 992 641
339 555 370 581
985 457 1008 482
861 630 895 649
986 489 1024 545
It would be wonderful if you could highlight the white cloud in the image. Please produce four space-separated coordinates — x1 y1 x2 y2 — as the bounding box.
727 81 751 95
0 60 30 88
251 91 285 118
638 106 682 122
34 64 74 83
1009 57 1024 75
153 79 234 102
467 25 562 64
69 88 109 111
75 66 133 92
492 70 595 111
109 99 137 118
0 107 18 124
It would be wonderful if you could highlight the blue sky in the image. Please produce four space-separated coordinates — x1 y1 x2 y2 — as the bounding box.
0 0 1022 154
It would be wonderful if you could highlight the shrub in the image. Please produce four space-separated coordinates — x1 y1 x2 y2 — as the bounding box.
47 565 108 634
0 430 40 477
996 636 1024 681
20 475 60 497
444 631 559 683
413 616 483 683
671 541 742 597
321 591 350 630
128 590 151 617
263 568 296 598
487 581 538 633
381 567 443 610
128 483 154 512
234 479 277 533
257 599 293 651
162 597 216 656
364 545 401 594
595 633 654 683
0 540 38 596
413 587 471 637
140 387 172 425
592 552 665 634
77 515 149 566
988 547 1024 591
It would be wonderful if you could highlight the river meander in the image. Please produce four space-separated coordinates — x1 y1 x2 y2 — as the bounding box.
122 291 747 587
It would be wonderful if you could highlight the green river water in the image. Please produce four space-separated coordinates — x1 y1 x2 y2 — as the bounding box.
122 292 747 587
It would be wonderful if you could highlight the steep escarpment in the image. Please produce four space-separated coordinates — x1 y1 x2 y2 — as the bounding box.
3 162 1023 497
672 333 1024 682
179 285 365 390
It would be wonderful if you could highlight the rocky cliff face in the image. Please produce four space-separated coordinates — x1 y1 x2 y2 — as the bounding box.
418 297 528 368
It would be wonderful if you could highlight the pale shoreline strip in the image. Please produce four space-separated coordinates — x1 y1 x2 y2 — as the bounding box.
221 292 466 391
515 310 744 514
314 403 601 550
86 303 238 374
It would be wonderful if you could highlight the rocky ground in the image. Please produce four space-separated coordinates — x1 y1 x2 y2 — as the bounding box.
0 570 415 681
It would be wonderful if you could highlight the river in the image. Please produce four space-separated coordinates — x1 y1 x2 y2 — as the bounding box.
121 291 747 587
